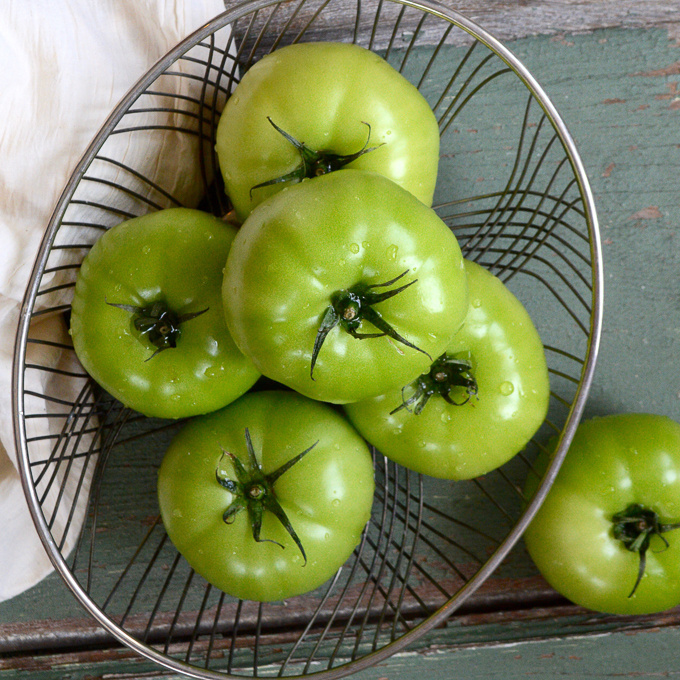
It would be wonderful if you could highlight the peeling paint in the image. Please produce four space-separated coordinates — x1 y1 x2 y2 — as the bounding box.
631 60 680 77
655 82 679 99
550 33 575 46
628 206 663 220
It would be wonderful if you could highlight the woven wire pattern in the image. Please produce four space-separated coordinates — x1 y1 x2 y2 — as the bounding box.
14 0 601 678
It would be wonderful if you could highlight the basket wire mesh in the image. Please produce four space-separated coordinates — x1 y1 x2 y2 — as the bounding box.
13 0 602 678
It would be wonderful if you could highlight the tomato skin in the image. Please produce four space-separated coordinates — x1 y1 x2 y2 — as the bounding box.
524 413 680 615
344 260 550 479
157 390 375 602
222 169 468 404
70 208 260 419
216 41 440 222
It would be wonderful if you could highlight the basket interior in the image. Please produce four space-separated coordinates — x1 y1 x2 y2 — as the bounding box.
15 0 600 678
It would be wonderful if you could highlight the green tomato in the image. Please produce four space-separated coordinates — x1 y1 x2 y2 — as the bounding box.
222 169 468 404
70 208 260 419
344 260 550 479
216 41 440 222
157 390 375 602
524 413 680 615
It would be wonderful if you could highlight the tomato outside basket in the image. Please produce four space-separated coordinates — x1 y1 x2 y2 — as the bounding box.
13 1 602 678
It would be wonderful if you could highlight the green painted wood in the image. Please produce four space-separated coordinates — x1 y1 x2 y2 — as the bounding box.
511 27 680 422
2 18 680 680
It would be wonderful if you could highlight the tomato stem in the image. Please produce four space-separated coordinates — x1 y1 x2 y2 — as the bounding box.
215 428 318 564
612 503 680 598
250 118 383 197
390 352 478 415
310 270 431 380
106 298 208 360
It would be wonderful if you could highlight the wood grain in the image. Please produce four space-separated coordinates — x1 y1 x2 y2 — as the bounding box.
440 1 680 42
226 0 680 49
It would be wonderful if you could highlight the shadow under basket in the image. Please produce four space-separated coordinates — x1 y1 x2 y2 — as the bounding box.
13 0 602 678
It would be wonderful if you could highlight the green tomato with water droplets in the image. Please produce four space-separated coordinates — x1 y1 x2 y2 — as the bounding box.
70 208 260 419
216 41 440 222
222 170 468 404
344 260 550 479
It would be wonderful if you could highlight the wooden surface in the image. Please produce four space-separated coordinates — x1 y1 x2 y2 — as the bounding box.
424 1 680 42
235 0 680 51
3 0 680 677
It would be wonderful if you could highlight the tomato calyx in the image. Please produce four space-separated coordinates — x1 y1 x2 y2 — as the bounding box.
390 352 478 415
215 428 319 564
612 503 680 598
310 270 430 380
250 117 383 197
106 299 208 360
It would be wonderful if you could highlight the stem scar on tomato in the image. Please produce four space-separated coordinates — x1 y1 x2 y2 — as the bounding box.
612 503 680 597
390 352 479 415
310 269 431 380
250 118 384 197
106 298 208 361
215 428 319 564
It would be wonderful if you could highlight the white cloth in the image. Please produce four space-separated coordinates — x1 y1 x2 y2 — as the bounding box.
0 0 228 602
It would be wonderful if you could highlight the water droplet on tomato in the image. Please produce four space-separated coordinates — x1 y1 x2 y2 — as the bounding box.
499 381 514 396
387 244 398 260
349 242 360 254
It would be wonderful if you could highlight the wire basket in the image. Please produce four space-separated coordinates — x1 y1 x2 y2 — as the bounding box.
13 0 602 678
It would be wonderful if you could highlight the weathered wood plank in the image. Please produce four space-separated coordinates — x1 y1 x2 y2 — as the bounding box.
444 1 680 42
224 0 680 49
4 573 680 661
2 592 680 678
0 575 557 654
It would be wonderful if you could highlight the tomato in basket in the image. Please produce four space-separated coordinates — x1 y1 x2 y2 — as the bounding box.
344 259 550 479
157 390 375 602
216 41 440 221
70 208 260 419
221 169 469 404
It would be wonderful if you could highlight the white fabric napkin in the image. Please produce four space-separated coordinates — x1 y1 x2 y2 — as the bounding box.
0 0 228 603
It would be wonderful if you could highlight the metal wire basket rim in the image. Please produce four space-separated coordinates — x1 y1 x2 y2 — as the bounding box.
12 1 604 678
